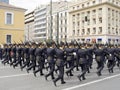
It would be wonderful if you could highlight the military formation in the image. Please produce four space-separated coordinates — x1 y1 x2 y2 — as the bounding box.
0 40 120 86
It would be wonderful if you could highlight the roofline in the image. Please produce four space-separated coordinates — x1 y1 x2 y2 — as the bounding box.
25 11 34 16
0 3 27 12
69 2 120 13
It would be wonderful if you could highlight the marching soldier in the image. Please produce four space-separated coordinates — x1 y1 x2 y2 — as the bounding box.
114 45 120 68
10 44 17 66
106 45 116 73
26 43 36 73
33 43 45 77
94 44 106 76
0 45 3 60
64 42 75 76
13 44 23 68
86 44 94 73
77 44 88 81
74 44 79 71
2 44 8 65
21 43 30 70
53 42 66 86
45 40 56 80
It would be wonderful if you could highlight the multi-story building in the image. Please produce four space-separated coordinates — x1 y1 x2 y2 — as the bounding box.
34 0 70 43
34 5 48 42
0 0 9 4
0 3 26 44
25 11 34 42
48 1 70 42
69 0 120 44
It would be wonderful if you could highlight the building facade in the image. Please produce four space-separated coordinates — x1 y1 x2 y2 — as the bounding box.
0 3 26 44
0 0 9 4
34 0 70 43
69 0 120 44
25 11 34 42
47 1 70 43
34 5 48 42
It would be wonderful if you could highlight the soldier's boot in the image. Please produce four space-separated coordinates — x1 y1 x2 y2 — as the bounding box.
61 77 66 84
96 71 102 76
77 75 82 81
69 71 74 76
61 81 66 84
76 66 79 71
82 75 86 80
111 69 114 73
45 74 48 81
65 71 69 77
53 79 57 86
40 70 44 76
33 71 37 77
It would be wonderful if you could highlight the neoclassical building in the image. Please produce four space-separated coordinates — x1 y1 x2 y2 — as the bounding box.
69 0 120 44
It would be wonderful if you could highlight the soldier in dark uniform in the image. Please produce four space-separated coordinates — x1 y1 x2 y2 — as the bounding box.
94 44 106 76
114 45 120 68
74 44 79 71
53 42 66 86
21 43 30 70
2 44 8 64
77 44 88 81
26 43 36 73
10 44 17 66
2 44 10 65
86 44 94 73
0 45 3 60
45 40 56 80
106 45 116 73
64 42 75 76
13 44 23 68
33 43 45 77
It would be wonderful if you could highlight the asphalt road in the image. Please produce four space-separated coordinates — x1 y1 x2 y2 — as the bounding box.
0 60 120 90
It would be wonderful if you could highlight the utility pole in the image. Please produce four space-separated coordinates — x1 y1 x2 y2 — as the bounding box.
50 0 53 40
56 12 59 44
28 25 29 42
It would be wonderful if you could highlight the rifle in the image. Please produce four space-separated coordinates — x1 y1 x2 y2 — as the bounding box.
65 41 69 48
20 40 24 44
75 40 80 48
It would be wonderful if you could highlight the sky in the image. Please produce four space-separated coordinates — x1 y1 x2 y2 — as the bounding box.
10 0 71 13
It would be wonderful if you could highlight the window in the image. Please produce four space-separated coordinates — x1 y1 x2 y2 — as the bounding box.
82 29 85 35
73 30 75 35
77 21 80 27
82 4 84 8
77 30 79 36
6 35 12 44
72 15 75 21
99 18 102 23
93 19 96 24
73 22 75 29
98 27 102 34
87 28 90 35
93 1 96 4
65 27 67 33
65 19 67 24
93 28 96 34
5 12 14 24
73 7 75 10
87 2 90 6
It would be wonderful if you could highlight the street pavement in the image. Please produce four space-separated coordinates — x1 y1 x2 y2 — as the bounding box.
0 61 120 90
